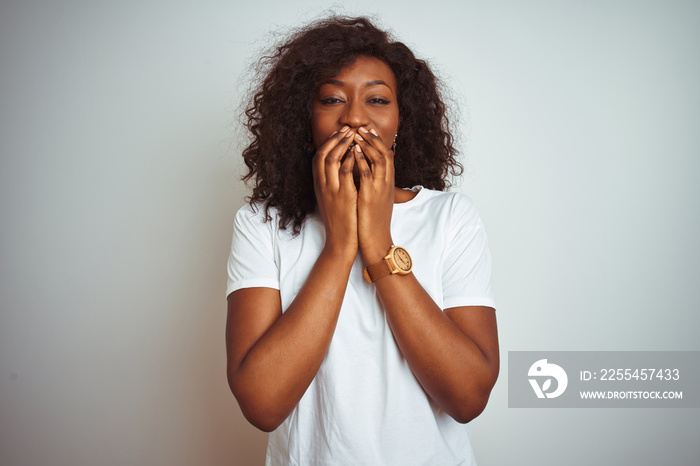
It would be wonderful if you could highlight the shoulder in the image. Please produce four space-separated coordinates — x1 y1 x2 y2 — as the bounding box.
233 202 281 237
411 187 481 223
235 202 273 220
234 202 282 225
233 202 317 241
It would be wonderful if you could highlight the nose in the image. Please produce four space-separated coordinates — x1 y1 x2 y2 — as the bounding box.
339 99 370 128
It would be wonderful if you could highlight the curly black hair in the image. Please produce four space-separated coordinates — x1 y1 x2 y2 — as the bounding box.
242 15 462 234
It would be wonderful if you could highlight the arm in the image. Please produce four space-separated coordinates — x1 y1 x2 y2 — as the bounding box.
226 128 359 432
226 248 353 432
373 276 499 423
353 128 499 423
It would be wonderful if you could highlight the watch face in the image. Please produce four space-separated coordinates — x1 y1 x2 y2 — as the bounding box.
393 247 412 271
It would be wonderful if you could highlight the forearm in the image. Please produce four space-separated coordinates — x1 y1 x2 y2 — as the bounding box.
373 272 498 423
230 246 354 431
231 127 362 431
352 123 498 422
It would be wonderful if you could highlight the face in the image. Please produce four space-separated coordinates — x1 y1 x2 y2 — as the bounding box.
311 56 400 151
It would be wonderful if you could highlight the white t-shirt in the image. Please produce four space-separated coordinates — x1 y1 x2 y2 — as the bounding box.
227 186 495 466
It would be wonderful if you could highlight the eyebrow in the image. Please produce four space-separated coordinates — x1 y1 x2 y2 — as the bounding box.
323 79 392 89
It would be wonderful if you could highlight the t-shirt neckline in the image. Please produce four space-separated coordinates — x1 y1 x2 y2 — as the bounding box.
394 185 426 207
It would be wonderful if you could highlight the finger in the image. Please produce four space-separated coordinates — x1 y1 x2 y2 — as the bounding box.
355 132 391 180
314 127 352 188
358 127 390 152
366 128 395 164
325 130 356 191
327 129 356 164
353 143 372 182
316 126 351 157
339 146 356 193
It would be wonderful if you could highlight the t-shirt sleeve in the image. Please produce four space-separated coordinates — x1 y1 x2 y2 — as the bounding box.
226 205 280 298
442 194 496 310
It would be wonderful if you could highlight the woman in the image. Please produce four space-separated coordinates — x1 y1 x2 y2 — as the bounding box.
226 16 499 465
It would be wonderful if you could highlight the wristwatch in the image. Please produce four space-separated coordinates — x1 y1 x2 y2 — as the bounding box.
363 245 413 283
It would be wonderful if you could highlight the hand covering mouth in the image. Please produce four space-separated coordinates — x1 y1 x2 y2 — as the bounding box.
341 142 370 171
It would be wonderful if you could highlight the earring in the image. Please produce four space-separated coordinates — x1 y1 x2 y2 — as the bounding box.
391 132 397 154
306 135 316 158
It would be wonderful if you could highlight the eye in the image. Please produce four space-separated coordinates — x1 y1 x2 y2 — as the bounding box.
368 98 391 105
319 97 344 105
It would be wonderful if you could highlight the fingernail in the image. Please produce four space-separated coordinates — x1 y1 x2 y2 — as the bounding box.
340 126 350 133
354 133 364 141
355 144 361 152
369 129 378 136
345 130 354 138
359 127 369 134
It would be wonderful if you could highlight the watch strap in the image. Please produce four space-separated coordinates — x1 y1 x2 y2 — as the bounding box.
363 258 393 283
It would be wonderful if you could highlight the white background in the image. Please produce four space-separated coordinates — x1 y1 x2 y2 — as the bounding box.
1 1 698 465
